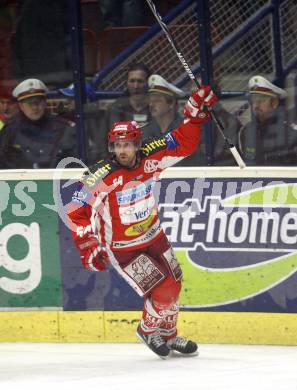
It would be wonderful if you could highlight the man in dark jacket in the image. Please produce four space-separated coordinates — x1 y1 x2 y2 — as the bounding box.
239 75 297 165
99 63 151 160
0 78 77 169
142 74 185 138
142 74 204 166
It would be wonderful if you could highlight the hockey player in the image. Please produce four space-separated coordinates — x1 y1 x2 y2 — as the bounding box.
67 86 217 359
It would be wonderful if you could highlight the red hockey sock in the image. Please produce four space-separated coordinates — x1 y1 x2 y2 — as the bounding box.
140 296 163 334
159 302 179 340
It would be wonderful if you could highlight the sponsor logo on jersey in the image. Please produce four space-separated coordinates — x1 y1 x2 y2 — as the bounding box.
71 186 91 206
141 138 166 156
116 178 155 205
119 195 155 224
113 220 161 248
114 123 129 131
144 159 159 173
124 214 155 236
134 206 151 220
84 162 112 188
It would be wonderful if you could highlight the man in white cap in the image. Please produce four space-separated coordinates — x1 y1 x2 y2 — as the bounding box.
0 78 77 169
239 75 297 165
142 74 185 138
142 74 213 166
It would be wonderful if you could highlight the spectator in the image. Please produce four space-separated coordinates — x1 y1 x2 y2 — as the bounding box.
59 82 105 164
238 75 297 165
142 74 202 166
0 78 77 169
0 92 12 120
142 74 185 138
0 89 15 131
101 62 151 156
58 82 96 121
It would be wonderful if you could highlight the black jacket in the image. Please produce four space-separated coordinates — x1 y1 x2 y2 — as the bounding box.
0 111 77 169
239 108 297 165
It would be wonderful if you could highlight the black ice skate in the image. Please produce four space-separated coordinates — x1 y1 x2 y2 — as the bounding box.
136 326 171 359
167 336 198 356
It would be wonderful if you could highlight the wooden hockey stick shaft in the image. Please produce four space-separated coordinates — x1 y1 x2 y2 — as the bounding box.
145 0 246 169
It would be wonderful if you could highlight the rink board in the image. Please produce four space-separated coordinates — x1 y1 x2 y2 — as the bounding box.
1 167 297 344
0 311 297 344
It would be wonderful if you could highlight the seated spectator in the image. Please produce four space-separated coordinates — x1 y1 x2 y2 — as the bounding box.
0 93 11 120
58 82 96 121
103 62 151 129
142 74 185 138
0 116 4 131
142 74 202 166
0 91 13 130
59 82 105 164
0 87 17 122
0 78 77 169
238 75 297 165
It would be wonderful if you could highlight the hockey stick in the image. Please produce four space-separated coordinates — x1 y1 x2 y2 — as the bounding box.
145 0 246 169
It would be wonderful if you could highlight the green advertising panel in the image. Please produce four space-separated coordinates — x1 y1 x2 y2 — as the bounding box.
2 169 297 314
0 180 62 308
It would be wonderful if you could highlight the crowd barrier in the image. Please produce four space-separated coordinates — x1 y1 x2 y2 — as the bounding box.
0 167 297 344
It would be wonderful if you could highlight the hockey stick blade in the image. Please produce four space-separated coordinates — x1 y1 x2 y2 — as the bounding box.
228 145 246 169
145 0 246 169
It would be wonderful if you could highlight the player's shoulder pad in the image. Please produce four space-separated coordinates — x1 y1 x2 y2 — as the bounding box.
140 136 167 157
140 133 179 157
82 158 117 188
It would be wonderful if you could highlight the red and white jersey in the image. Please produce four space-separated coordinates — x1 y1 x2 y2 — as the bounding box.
68 120 202 252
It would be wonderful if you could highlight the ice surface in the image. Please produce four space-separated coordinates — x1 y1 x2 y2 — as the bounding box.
0 343 296 390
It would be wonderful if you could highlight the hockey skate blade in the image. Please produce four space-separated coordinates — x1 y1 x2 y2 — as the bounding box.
170 349 199 358
136 330 172 360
